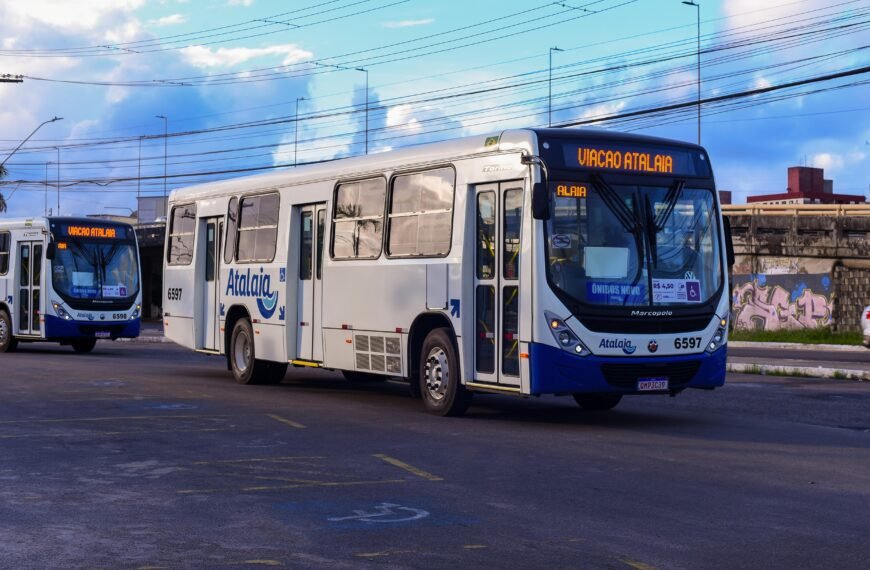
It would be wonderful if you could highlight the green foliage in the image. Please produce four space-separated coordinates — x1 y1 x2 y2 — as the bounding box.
730 327 863 346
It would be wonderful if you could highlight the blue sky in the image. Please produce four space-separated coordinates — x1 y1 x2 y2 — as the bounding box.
0 0 867 217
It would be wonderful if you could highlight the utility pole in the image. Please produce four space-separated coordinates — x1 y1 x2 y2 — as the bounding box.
56 147 60 215
137 136 142 200
549 47 564 128
155 115 168 200
44 162 48 216
294 96 305 167
682 1 701 144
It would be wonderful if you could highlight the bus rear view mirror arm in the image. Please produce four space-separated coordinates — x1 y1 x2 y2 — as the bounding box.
46 242 56 261
521 154 551 220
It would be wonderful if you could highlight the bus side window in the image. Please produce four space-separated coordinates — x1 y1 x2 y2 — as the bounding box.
168 204 197 266
0 232 9 274
332 178 385 260
388 167 455 257
316 210 325 280
503 188 522 279
224 197 238 264
237 193 280 263
476 192 495 279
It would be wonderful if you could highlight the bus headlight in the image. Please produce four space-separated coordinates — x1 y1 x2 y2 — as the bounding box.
545 311 590 356
51 300 73 321
707 318 728 352
130 304 141 320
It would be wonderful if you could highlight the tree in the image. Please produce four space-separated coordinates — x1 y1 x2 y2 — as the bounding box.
0 164 7 213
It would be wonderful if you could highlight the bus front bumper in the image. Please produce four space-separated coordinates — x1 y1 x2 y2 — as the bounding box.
529 342 727 396
44 315 141 340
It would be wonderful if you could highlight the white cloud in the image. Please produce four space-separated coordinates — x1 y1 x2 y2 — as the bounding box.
811 152 844 171
228 0 254 6
180 44 312 68
382 19 434 29
148 14 186 27
5 0 145 30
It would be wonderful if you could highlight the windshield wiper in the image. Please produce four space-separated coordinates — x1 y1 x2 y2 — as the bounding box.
653 179 685 231
590 173 639 234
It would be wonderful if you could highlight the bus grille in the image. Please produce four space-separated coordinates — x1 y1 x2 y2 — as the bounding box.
353 333 402 376
601 361 701 389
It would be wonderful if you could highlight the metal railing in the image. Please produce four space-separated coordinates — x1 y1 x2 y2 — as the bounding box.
723 204 870 217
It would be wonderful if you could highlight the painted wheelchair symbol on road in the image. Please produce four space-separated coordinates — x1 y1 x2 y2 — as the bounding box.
328 502 430 524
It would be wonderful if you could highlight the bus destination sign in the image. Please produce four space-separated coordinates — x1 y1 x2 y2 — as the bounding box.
65 225 119 239
561 142 708 177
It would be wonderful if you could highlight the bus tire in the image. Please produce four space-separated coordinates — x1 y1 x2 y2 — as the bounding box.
419 327 471 417
0 310 17 353
342 371 386 383
573 393 622 411
264 362 288 385
71 338 97 354
229 317 273 385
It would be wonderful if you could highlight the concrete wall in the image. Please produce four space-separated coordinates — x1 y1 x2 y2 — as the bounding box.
726 209 870 333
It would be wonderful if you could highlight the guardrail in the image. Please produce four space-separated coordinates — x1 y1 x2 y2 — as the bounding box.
723 204 870 217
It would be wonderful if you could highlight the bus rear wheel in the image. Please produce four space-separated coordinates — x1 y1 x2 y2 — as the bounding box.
573 393 622 411
230 317 284 385
419 328 472 417
0 310 17 353
71 338 97 354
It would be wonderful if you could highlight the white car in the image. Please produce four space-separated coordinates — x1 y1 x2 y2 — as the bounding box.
863 305 870 348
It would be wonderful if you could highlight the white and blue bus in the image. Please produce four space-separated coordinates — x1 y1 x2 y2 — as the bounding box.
0 217 142 353
163 128 732 416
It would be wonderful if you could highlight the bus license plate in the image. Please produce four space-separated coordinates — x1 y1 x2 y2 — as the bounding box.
95 331 111 339
637 377 669 391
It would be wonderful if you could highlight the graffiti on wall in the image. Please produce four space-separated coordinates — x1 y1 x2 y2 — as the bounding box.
732 273 833 331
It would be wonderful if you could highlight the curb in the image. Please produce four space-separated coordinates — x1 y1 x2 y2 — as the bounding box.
728 341 867 353
727 362 868 381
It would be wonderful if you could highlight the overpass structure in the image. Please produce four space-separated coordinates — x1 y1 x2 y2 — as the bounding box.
723 204 870 333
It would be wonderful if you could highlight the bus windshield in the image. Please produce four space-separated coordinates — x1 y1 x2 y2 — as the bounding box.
52 239 139 302
546 180 722 307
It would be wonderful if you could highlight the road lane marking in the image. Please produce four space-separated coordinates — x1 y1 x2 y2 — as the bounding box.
622 560 658 570
374 454 443 481
177 478 405 495
266 414 306 429
463 544 488 550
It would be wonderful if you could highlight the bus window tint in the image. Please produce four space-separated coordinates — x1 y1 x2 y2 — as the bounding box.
237 193 280 263
224 197 238 264
0 232 9 274
388 167 454 257
299 212 313 280
332 178 385 259
168 204 196 265
503 188 522 279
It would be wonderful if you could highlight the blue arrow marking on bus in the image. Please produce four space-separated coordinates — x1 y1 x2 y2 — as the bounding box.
450 299 460 318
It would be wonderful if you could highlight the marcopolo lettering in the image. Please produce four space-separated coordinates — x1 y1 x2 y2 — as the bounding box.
599 338 637 355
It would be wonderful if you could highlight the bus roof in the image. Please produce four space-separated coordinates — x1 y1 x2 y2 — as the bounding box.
169 127 703 203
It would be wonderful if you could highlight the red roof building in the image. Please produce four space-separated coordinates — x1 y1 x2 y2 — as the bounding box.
747 166 866 205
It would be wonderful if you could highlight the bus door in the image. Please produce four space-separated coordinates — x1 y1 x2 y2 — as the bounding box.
200 218 222 351
473 182 524 387
295 203 326 362
16 241 43 336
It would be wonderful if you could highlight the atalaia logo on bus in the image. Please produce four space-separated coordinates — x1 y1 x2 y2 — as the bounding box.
226 267 279 319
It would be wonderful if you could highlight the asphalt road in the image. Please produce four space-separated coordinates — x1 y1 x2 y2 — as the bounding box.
2 342 870 569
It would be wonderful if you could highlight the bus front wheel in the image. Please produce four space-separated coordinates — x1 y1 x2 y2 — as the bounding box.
0 310 17 353
71 338 97 354
419 328 471 417
230 318 284 385
573 393 622 411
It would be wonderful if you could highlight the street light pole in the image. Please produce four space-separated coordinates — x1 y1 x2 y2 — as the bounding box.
549 47 564 128
155 115 168 200
137 136 142 200
682 0 701 144
56 147 60 215
294 96 305 167
357 67 369 154
0 116 63 169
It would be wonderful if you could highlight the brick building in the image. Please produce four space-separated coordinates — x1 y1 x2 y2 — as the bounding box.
747 166 866 205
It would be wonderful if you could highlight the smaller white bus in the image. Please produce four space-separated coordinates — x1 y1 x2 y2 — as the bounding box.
0 217 142 353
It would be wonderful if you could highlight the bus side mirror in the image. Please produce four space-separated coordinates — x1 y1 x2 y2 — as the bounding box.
722 216 735 267
532 182 550 220
46 242 56 261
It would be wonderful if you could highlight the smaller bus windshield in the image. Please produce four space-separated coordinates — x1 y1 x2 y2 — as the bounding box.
52 237 139 302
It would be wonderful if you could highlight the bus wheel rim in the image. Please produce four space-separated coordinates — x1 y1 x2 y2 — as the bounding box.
234 332 250 373
424 346 449 401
